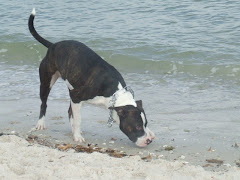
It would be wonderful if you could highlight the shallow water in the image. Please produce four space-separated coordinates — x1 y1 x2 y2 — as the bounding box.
0 0 240 168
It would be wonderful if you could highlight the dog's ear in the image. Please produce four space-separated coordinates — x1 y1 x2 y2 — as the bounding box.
108 107 126 117
136 100 143 110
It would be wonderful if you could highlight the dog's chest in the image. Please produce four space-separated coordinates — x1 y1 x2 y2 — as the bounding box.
84 96 111 108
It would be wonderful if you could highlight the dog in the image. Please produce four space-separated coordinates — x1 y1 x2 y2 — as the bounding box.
28 8 155 147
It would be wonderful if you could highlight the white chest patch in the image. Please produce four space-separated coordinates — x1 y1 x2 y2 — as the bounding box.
84 96 110 108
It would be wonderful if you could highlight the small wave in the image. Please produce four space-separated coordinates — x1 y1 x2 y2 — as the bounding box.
1 40 239 82
103 52 240 81
0 49 8 53
0 41 46 65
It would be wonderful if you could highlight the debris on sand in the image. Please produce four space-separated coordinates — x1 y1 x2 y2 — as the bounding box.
26 135 128 158
56 144 73 151
235 160 240 167
51 116 63 120
111 138 117 141
206 159 223 165
26 135 52 147
163 145 175 151
232 143 239 148
203 164 214 168
207 147 215 152
142 153 152 162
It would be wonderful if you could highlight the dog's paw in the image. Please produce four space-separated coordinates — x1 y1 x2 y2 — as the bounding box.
73 134 85 143
35 118 46 130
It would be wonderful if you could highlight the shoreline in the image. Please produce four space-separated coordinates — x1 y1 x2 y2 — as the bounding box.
0 134 240 180
1 98 240 173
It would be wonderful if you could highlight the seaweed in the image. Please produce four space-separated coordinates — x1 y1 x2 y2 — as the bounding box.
26 135 128 159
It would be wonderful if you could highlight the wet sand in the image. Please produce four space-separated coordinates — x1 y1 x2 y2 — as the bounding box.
0 98 240 174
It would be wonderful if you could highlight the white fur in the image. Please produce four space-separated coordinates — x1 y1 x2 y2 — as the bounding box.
135 127 155 147
82 82 135 108
113 83 136 107
141 112 146 124
35 116 46 130
70 101 85 143
118 83 123 89
65 79 74 90
31 8 36 16
50 71 61 88
85 96 110 108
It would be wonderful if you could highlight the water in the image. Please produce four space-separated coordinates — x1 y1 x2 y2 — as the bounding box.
0 0 240 167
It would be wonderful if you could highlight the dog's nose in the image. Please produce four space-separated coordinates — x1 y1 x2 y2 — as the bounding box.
146 138 152 145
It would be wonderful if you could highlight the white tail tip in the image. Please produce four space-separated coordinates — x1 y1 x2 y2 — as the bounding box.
31 8 36 16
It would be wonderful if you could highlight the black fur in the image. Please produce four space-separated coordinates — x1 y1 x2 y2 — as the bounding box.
28 12 126 120
28 10 153 145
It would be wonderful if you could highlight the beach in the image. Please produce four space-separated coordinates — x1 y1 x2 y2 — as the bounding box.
0 98 240 180
0 134 240 180
1 0 240 179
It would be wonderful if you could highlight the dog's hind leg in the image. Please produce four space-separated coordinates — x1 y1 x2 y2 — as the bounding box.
36 60 59 130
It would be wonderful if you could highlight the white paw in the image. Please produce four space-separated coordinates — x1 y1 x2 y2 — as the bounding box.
73 134 85 143
35 118 46 130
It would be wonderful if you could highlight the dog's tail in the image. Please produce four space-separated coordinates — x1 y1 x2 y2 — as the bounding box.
28 8 52 48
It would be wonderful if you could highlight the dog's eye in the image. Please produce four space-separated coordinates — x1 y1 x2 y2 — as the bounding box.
136 125 143 131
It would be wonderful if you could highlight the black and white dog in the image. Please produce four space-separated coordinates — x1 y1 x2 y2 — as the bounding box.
28 9 155 147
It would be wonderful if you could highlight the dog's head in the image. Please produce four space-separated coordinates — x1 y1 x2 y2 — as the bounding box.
110 100 155 147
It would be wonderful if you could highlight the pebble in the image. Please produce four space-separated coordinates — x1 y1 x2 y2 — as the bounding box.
100 148 106 153
25 112 32 116
180 155 185 160
109 141 115 144
10 131 16 135
151 152 155 155
158 155 164 158
223 164 231 167
102 143 106 145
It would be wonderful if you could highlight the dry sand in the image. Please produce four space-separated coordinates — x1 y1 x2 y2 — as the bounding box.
0 135 239 180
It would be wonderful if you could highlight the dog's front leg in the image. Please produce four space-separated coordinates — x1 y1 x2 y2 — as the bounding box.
70 100 85 143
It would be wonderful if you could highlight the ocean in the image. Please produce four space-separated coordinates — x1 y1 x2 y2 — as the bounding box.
0 0 240 166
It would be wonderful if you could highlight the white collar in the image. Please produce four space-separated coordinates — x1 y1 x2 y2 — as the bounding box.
109 85 136 108
108 83 135 127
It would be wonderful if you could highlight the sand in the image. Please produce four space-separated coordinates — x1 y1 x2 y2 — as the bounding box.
0 135 239 180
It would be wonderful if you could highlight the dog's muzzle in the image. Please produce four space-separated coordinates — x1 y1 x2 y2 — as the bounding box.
135 127 155 147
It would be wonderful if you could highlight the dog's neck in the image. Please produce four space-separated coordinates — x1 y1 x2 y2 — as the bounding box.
108 83 136 126
109 83 136 108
